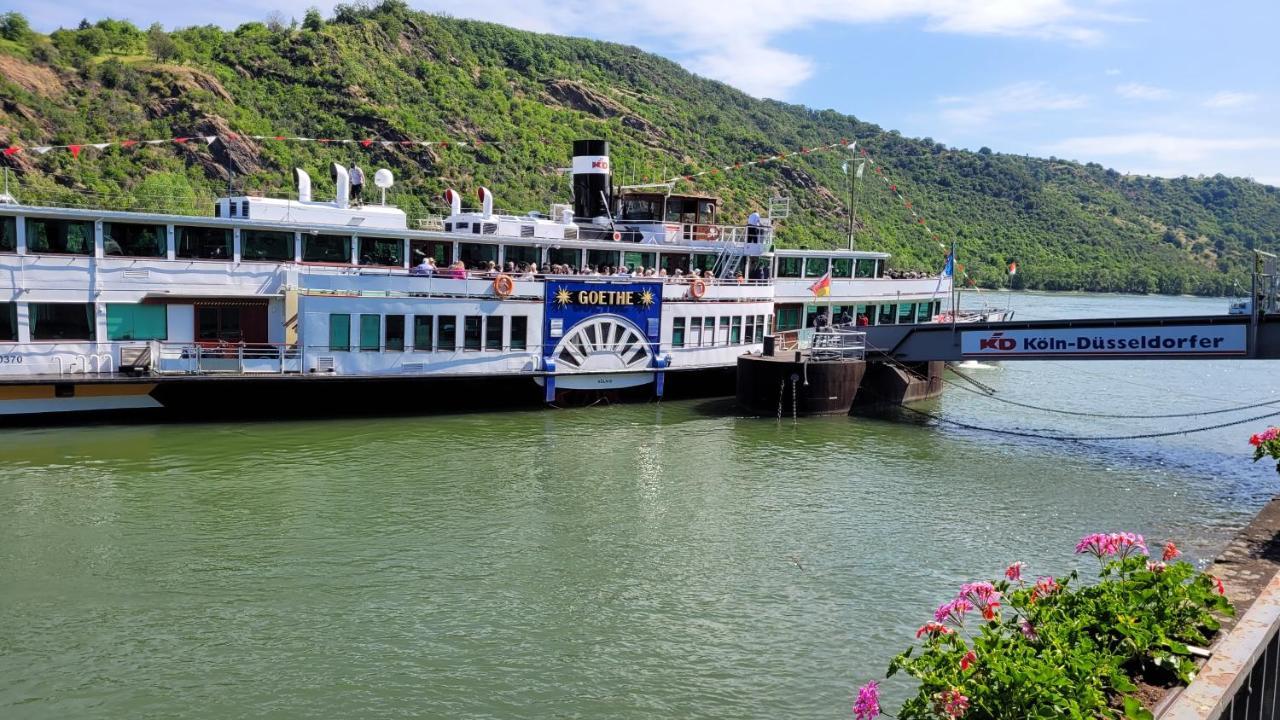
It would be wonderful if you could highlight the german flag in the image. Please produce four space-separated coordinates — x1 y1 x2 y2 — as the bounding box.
809 271 832 297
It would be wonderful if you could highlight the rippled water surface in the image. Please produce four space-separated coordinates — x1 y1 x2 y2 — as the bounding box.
1 292 1278 719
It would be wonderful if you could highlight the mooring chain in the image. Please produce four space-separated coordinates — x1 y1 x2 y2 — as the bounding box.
894 403 1280 443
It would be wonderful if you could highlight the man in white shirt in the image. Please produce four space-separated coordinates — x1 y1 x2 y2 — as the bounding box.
349 164 365 206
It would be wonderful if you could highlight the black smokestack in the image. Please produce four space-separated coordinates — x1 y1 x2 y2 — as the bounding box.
572 139 611 220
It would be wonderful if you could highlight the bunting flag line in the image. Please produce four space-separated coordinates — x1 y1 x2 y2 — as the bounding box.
653 140 856 185
0 133 499 159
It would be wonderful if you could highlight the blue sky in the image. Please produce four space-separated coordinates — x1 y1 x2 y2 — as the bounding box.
14 0 1280 185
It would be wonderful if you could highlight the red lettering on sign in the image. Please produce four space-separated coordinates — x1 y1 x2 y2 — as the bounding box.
978 332 1016 351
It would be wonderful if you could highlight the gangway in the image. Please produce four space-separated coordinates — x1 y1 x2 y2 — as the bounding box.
863 252 1280 363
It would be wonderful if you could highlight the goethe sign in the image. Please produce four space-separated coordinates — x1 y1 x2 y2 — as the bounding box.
961 325 1247 357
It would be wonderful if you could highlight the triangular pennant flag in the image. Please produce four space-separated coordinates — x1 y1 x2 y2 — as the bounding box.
121 140 138 148
1 146 18 156
454 142 466 147
203 136 217 145
68 144 82 158
400 140 413 146
30 146 52 155
381 141 393 148
173 137 190 144
225 133 238 141
91 143 110 150
360 139 373 148
419 141 432 146
145 139 165 145
438 141 449 147
273 136 286 141
317 138 331 144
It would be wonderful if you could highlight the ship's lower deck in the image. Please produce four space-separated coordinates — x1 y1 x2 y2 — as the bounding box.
0 365 739 425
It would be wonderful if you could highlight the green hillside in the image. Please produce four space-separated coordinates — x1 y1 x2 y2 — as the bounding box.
0 3 1277 295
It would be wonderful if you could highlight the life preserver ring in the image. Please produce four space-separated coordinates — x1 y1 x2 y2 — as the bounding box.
689 278 707 299
493 273 515 298
612 231 623 241
706 226 720 239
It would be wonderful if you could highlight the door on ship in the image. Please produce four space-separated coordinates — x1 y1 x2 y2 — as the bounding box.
194 301 269 344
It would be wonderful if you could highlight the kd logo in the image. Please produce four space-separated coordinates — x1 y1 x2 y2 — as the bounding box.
592 159 610 170
978 333 1016 351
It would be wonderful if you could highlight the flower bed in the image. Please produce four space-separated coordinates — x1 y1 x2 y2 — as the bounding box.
853 534 1233 720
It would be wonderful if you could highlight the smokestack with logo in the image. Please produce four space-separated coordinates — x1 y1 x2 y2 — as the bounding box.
572 139 610 221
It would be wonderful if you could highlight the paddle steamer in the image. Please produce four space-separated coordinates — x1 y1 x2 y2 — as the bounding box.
0 140 959 419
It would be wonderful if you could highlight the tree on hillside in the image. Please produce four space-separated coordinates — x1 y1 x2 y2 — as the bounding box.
96 19 141 55
303 7 324 32
0 12 31 42
146 23 178 62
266 11 288 33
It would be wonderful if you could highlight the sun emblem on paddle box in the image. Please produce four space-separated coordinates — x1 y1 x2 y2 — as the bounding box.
637 289 654 308
554 286 573 307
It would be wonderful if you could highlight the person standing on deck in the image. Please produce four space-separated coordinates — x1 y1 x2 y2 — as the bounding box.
348 164 365 207
747 211 762 243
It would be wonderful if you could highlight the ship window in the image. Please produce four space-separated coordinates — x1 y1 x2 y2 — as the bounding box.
730 316 742 344
832 258 854 278
385 315 405 352
106 304 167 341
30 302 95 341
197 307 246 342
879 304 896 325
720 317 731 344
548 247 581 269
329 314 351 351
103 222 165 258
438 316 457 351
359 314 380 351
658 253 689 275
0 302 15 340
503 245 539 267
359 237 404 267
411 240 453 266
743 316 754 344
240 230 293 262
672 317 685 348
241 201 249 217
875 259 885 278
304 234 352 263
620 198 660 221
176 226 232 260
918 303 933 322
688 318 701 347
691 254 716 274
1 216 17 252
775 304 803 331
214 203 221 218
459 243 498 270
228 202 237 217
26 218 94 255
623 251 655 271
485 316 503 350
776 257 802 278
463 316 482 350
804 257 829 277
586 249 619 270
510 316 527 350
703 316 715 346
899 303 916 323
855 258 877 278
413 315 434 351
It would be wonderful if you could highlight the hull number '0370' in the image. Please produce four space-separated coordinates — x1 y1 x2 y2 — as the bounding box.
0 354 22 364
961 325 1248 358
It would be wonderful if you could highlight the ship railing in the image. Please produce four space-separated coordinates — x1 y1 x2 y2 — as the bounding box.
615 221 773 246
152 342 301 375
773 328 814 352
809 328 867 361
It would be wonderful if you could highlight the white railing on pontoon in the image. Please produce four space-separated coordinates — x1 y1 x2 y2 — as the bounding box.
152 342 302 375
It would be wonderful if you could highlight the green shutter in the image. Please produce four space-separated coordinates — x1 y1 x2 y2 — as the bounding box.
106 304 167 341
329 314 350 351
359 314 381 351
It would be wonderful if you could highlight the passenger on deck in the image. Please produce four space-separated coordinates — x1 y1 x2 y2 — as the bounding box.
448 261 466 279
857 314 870 326
839 310 853 325
747 211 761 243
525 263 538 279
411 257 434 276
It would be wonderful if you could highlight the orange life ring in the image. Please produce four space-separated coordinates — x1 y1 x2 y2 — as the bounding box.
493 273 515 298
706 226 720 239
689 278 707 299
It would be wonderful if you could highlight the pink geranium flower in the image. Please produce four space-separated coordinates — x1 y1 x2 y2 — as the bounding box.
934 597 975 625
1162 542 1181 561
916 621 954 638
936 688 970 718
1005 561 1026 583
960 650 977 671
853 680 880 720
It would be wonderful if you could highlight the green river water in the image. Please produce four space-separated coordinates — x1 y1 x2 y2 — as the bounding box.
2 292 1278 719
